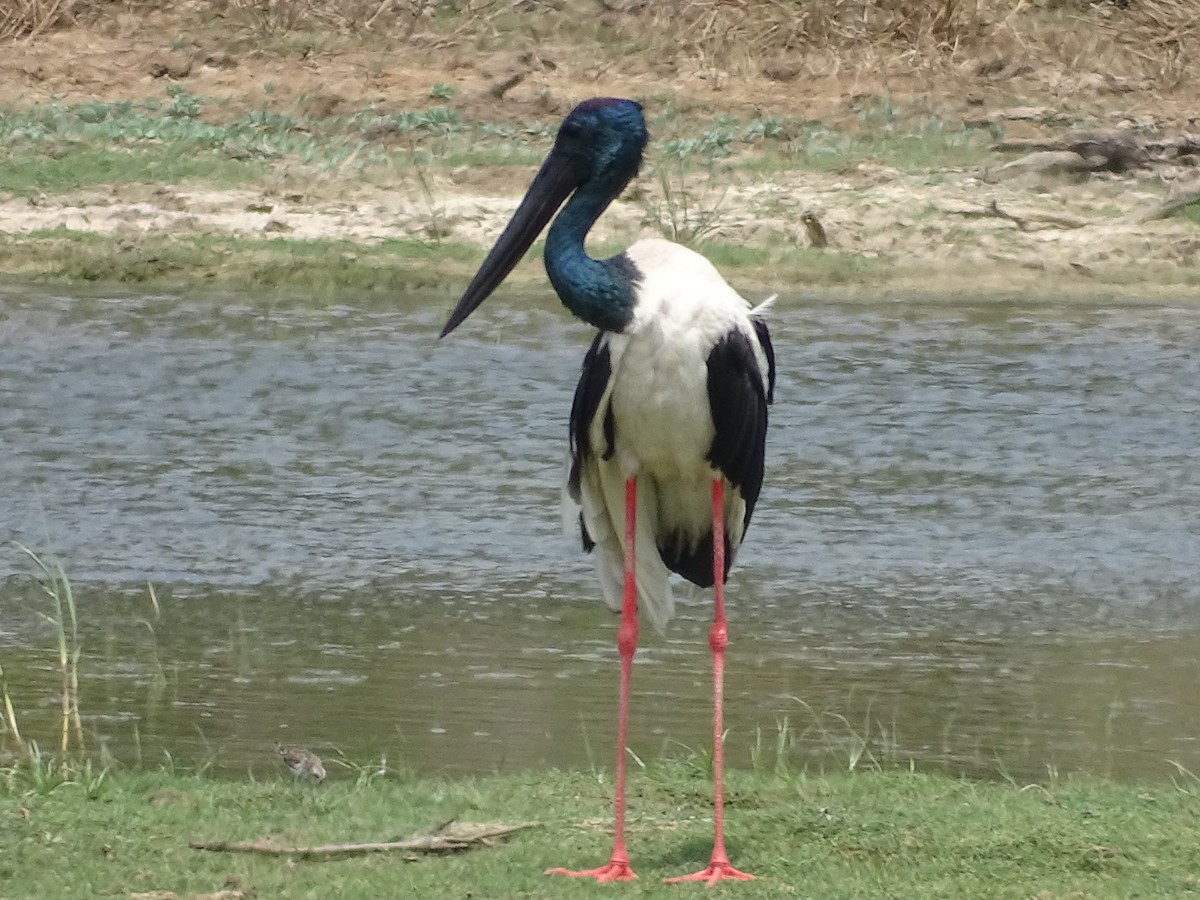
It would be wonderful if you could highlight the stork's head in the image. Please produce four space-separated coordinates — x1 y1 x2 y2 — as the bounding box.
440 98 648 337
553 97 648 190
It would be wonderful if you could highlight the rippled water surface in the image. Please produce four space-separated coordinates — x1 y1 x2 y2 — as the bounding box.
1 284 1198 781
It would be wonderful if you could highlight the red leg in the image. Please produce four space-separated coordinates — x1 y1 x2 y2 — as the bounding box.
546 476 639 882
664 479 755 885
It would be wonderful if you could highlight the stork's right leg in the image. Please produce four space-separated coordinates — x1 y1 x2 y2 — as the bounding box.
664 479 755 885
545 476 639 882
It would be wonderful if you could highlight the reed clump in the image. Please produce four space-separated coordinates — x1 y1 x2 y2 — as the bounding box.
1 545 84 759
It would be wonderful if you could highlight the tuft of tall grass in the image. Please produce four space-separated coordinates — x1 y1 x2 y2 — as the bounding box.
17 544 84 755
0 661 24 752
640 138 733 246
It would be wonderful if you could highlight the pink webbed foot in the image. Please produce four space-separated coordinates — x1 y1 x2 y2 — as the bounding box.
546 859 637 882
664 859 755 886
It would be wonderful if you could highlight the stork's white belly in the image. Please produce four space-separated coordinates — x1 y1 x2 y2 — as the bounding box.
606 237 756 480
609 330 714 479
566 238 773 633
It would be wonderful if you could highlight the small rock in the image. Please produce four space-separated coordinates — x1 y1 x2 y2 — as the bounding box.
222 140 255 160
203 52 238 70
298 93 345 120
761 56 802 82
974 54 1008 76
149 52 193 80
997 106 1051 121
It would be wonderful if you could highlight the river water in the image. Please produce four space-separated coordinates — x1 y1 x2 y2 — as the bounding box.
1 284 1197 781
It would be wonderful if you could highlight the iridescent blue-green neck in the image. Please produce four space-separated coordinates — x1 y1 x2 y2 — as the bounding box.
544 182 637 333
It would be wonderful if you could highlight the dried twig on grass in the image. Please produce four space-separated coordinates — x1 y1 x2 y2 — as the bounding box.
986 199 1027 231
946 199 1027 230
190 821 538 860
488 71 526 100
945 199 1088 231
1134 184 1200 223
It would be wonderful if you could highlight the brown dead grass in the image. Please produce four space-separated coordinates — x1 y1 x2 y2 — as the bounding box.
3 0 1196 87
0 0 1195 137
0 0 76 38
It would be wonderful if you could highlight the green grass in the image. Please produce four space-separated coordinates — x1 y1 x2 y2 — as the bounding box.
0 91 1183 295
2 757 1199 898
0 92 995 199
0 226 901 297
0 230 489 295
0 145 266 194
735 119 996 174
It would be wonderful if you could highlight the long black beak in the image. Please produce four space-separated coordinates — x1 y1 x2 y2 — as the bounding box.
440 149 582 338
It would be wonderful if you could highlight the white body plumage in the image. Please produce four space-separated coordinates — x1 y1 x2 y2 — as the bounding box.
565 238 775 633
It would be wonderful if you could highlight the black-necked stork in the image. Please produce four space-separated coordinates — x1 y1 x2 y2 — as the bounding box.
440 97 775 885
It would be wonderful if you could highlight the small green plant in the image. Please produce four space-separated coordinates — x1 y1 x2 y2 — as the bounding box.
22 741 71 795
164 84 201 120
642 145 730 246
429 83 455 101
79 758 110 800
744 115 788 143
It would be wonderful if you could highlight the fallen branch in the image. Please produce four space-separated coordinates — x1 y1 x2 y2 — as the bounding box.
985 199 1027 231
190 821 538 860
1134 184 1200 223
488 71 526 99
945 199 1027 230
944 199 1087 231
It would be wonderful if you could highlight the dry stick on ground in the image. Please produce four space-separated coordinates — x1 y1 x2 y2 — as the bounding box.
986 199 1028 231
190 821 538 860
946 199 1028 230
488 71 526 99
1134 184 1200 223
946 199 1089 231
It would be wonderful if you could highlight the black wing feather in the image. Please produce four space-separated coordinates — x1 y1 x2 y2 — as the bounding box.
568 332 612 549
705 325 772 526
659 323 773 588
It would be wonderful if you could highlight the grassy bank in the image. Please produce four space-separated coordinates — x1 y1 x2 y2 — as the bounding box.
0 228 895 299
0 88 972 294
1 54 1198 298
3 755 1200 899
4 562 1199 898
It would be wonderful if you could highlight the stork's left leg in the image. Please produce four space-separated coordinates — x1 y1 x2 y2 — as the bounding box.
664 479 755 885
545 476 639 883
